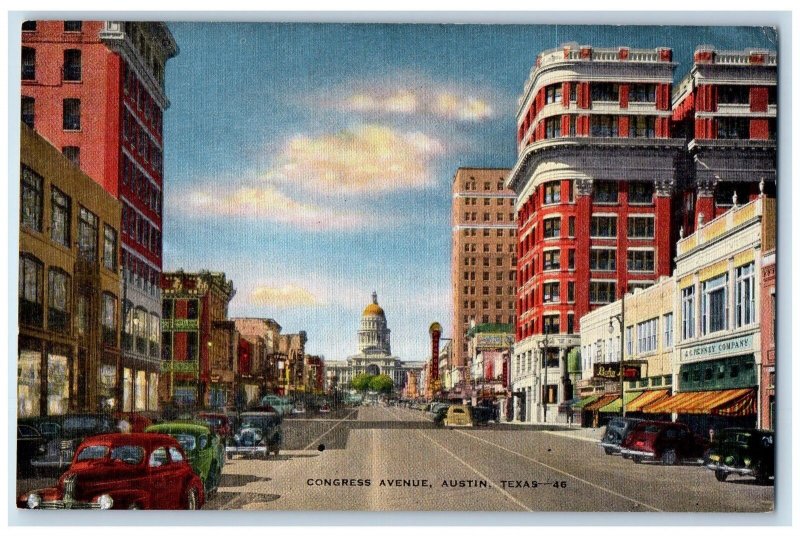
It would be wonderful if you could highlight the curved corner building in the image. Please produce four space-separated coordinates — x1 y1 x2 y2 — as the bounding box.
506 45 684 423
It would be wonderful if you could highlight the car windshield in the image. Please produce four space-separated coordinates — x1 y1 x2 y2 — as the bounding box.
720 431 754 445
76 445 109 461
110 445 145 465
63 416 111 434
640 424 662 433
174 434 197 452
202 417 225 427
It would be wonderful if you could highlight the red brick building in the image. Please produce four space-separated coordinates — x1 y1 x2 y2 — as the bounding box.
21 20 179 412
671 47 777 232
507 45 683 422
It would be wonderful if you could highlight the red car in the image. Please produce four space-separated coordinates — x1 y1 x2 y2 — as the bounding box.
619 421 708 465
197 412 233 439
18 433 205 510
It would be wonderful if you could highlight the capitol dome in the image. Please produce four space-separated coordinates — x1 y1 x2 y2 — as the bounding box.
358 291 391 355
362 291 385 317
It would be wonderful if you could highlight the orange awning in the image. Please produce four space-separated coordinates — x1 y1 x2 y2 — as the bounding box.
625 389 670 412
583 393 619 412
642 388 756 416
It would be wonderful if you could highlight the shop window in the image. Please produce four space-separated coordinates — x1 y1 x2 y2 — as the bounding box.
593 182 619 203
48 269 71 333
18 349 42 417
47 351 69 415
21 165 43 232
590 248 616 271
590 215 617 237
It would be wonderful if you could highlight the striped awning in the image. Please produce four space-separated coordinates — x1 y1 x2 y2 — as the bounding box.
572 395 601 409
583 393 619 412
625 389 670 412
642 388 756 416
598 391 642 413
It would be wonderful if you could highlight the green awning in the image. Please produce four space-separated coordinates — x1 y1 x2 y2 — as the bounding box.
598 391 642 413
572 395 601 409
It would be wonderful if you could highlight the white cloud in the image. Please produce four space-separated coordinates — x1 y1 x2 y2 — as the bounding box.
249 284 321 308
336 87 494 122
265 124 444 194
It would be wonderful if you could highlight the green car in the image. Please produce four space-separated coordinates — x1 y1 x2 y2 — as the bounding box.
146 422 224 497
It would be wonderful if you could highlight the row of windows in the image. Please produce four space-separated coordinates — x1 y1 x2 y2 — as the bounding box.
462 300 516 310
460 227 517 237
121 154 163 216
461 285 516 297
462 271 517 282
462 256 516 267
716 85 777 106
538 114 658 140
463 243 516 254
517 314 576 339
588 248 655 272
21 166 118 269
462 314 516 326
460 196 514 206
20 96 81 132
123 107 164 177
680 263 756 340
121 203 161 257
461 211 515 222
22 21 82 32
122 250 160 297
123 62 164 135
462 179 506 191
22 47 82 82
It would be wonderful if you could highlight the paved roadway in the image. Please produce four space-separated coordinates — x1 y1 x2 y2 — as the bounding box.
202 405 775 512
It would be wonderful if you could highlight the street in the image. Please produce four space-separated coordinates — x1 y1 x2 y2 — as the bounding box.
201 405 774 512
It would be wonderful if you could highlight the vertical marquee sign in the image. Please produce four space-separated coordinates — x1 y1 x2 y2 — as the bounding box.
429 322 442 386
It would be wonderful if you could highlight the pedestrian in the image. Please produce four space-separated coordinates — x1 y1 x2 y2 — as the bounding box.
709 428 715 443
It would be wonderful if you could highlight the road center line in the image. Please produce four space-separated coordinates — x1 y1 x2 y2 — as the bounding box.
454 429 663 512
383 407 532 512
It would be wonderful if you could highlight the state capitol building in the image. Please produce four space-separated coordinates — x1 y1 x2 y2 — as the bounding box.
325 292 425 393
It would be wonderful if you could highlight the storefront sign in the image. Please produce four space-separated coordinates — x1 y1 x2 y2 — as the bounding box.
161 318 199 331
161 360 199 374
593 363 641 381
475 333 515 349
681 334 753 361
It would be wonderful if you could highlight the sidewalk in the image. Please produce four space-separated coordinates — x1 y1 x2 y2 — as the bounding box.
498 420 605 443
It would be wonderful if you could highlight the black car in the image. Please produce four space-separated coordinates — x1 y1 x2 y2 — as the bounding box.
432 405 450 427
226 411 283 459
29 413 118 475
705 428 774 484
600 417 645 455
471 405 497 426
17 424 47 476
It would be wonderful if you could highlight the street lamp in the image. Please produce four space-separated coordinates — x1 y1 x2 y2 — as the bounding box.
608 293 626 417
537 330 550 423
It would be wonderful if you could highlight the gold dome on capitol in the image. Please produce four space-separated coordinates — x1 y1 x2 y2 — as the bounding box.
362 291 385 317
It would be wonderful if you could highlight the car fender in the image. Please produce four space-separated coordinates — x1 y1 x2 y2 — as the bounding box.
102 489 152 510
184 474 206 508
17 486 59 508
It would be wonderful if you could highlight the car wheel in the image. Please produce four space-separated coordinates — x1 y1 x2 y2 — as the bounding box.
206 463 219 497
632 456 642 464
714 470 728 482
128 503 141 510
186 487 199 510
661 449 678 466
604 447 614 456
272 448 280 457
754 462 770 485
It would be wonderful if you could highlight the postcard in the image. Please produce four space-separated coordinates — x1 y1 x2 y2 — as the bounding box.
14 20 777 513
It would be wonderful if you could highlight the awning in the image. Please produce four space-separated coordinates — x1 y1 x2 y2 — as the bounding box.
583 393 619 412
572 395 601 409
625 389 670 412
642 388 756 416
598 391 641 413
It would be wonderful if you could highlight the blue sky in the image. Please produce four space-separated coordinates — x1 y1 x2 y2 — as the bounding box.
161 23 776 363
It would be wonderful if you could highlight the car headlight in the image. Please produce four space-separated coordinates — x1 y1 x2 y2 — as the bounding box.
27 493 41 509
97 494 114 510
744 458 752 467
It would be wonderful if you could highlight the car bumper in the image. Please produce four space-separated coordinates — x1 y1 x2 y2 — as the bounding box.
619 448 655 459
30 458 72 470
445 423 473 427
226 446 266 455
599 442 621 452
705 462 755 476
25 500 103 510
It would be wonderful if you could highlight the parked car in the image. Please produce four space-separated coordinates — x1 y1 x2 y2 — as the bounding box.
18 416 63 442
17 432 205 510
319 404 331 413
705 428 774 484
17 424 47 475
258 394 294 416
471 405 497 426
620 420 708 465
600 417 646 455
197 412 233 439
146 422 224 497
432 405 450 427
226 411 283 459
30 413 118 475
443 405 473 428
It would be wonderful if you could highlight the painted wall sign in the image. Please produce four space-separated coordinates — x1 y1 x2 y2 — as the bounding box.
680 334 754 361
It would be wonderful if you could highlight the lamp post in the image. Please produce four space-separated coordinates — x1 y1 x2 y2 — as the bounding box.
537 329 550 423
277 357 285 396
608 294 626 417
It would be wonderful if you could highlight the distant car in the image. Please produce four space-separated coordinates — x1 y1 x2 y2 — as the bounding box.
146 422 224 497
291 404 306 414
471 405 496 426
197 412 233 439
259 394 294 416
30 413 118 474
319 404 331 413
443 405 473 428
18 432 205 510
600 417 646 456
432 405 450 427
705 428 774 484
17 424 47 476
620 421 708 465
226 411 283 459
115 413 153 433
